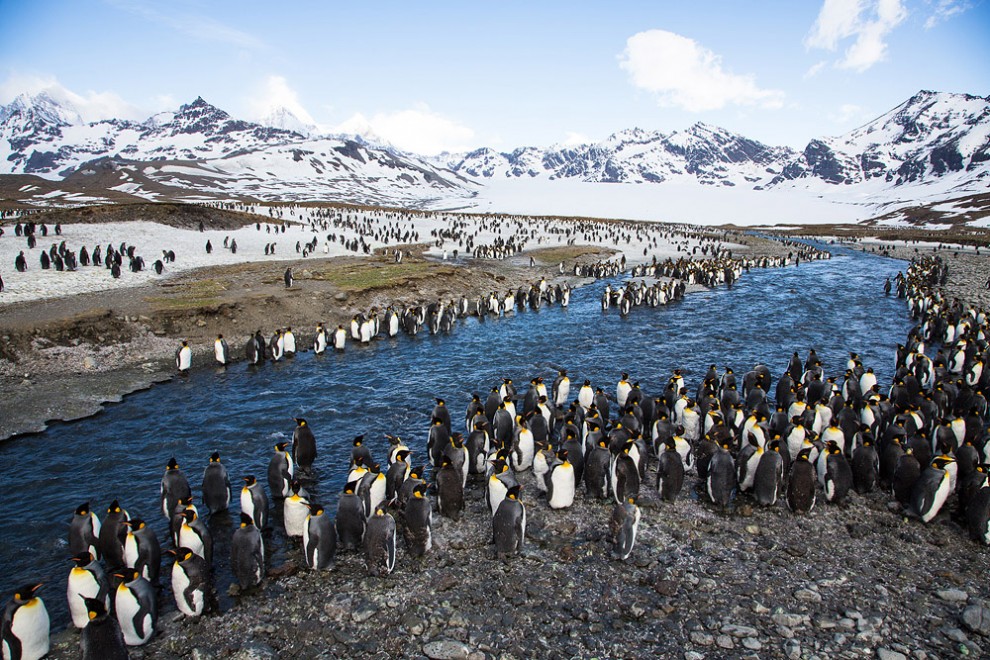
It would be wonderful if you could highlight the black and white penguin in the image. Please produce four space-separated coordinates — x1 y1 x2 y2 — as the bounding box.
335 481 366 551
911 456 955 523
487 459 518 516
333 324 347 351
892 448 921 506
967 481 990 545
584 439 611 499
385 449 411 504
363 507 397 576
113 569 156 646
292 418 317 472
437 455 465 521
175 340 192 373
177 508 213 565
753 440 785 507
245 330 265 365
609 497 640 561
160 457 191 520
230 513 264 590
707 442 736 510
240 476 269 530
819 441 853 505
611 443 641 504
283 267 293 288
201 452 231 514
493 484 526 559
283 480 310 538
79 596 128 660
2 583 49 660
99 500 129 570
167 547 211 617
787 448 817 513
547 449 576 509
69 502 102 559
552 369 570 408
303 503 337 570
213 334 230 366
67 551 110 629
851 435 879 494
267 442 294 499
656 438 685 503
122 519 160 584
404 483 433 558
313 323 329 354
358 463 387 517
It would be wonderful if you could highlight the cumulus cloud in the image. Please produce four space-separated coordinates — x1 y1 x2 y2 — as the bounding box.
248 75 318 126
618 30 784 112
333 104 476 156
805 0 907 72
0 73 150 123
924 0 972 28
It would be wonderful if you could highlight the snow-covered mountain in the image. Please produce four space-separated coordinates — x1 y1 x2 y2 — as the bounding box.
0 90 987 219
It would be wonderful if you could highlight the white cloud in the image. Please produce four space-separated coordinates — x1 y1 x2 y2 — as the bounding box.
248 75 317 126
805 0 907 72
618 30 784 112
333 104 476 156
0 73 149 123
829 103 870 124
924 0 972 28
106 0 266 51
804 60 829 78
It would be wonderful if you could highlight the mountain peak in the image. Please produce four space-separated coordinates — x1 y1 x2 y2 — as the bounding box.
259 106 314 137
1 90 82 126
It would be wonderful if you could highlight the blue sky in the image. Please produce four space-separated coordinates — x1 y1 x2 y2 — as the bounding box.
0 0 987 153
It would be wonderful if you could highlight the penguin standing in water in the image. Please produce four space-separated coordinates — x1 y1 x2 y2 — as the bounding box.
493 484 526 559
245 331 265 365
912 456 955 523
67 552 110 629
787 448 817 513
240 476 269 530
113 569 156 646
313 323 328 354
160 457 192 519
167 547 211 618
230 513 264 590
552 369 571 408
404 483 433 558
99 500 129 570
213 335 230 366
202 452 231 514
336 481 366 551
2 584 49 660
302 503 337 570
79 597 128 660
282 327 297 357
707 442 736 510
437 455 465 521
69 502 102 558
122 519 160 584
175 340 192 373
547 449 576 509
610 497 640 561
292 418 317 472
333 324 347 351
268 442 294 498
363 507 397 577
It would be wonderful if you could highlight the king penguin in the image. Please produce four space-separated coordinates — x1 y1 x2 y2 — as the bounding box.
335 481 366 551
363 507 397 576
267 442 294 498
437 455 465 521
113 569 156 646
404 482 433 558
213 334 229 366
230 513 264 590
547 449 576 509
67 552 110 629
167 547 211 617
2 584 49 660
656 438 685 503
79 597 127 660
160 457 191 520
787 447 817 513
69 502 102 559
911 456 955 523
122 519 160 584
753 439 785 507
240 475 269 530
707 442 736 510
292 418 317 472
303 503 337 570
610 497 640 561
175 340 192 373
201 451 231 514
99 500 129 571
283 480 310 538
493 484 526 559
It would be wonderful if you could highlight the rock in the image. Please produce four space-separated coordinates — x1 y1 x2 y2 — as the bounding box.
684 653 704 660
351 605 378 623
945 628 969 643
82 356 98 370
745 524 760 535
423 640 472 660
785 544 807 557
689 631 713 646
334 292 349 302
230 645 276 660
723 624 758 637
742 637 762 650
785 640 801 659
773 612 805 628
196 319 207 327
962 605 990 637
877 649 908 660
794 589 822 603
654 579 678 596
715 635 734 649
937 589 969 603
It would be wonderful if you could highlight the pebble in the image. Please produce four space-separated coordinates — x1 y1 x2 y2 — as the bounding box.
877 649 908 660
961 604 990 637
423 640 472 660
351 606 378 623
684 653 704 660
795 588 823 603
723 624 758 638
689 631 713 646
937 589 969 603
742 637 762 650
772 612 805 628
784 640 801 659
716 635 735 649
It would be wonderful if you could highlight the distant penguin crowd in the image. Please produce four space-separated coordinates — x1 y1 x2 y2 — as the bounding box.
4 252 988 657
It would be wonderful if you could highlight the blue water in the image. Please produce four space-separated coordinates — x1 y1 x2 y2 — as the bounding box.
0 243 912 629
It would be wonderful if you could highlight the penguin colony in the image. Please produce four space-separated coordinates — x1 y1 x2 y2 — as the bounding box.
4 252 988 657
